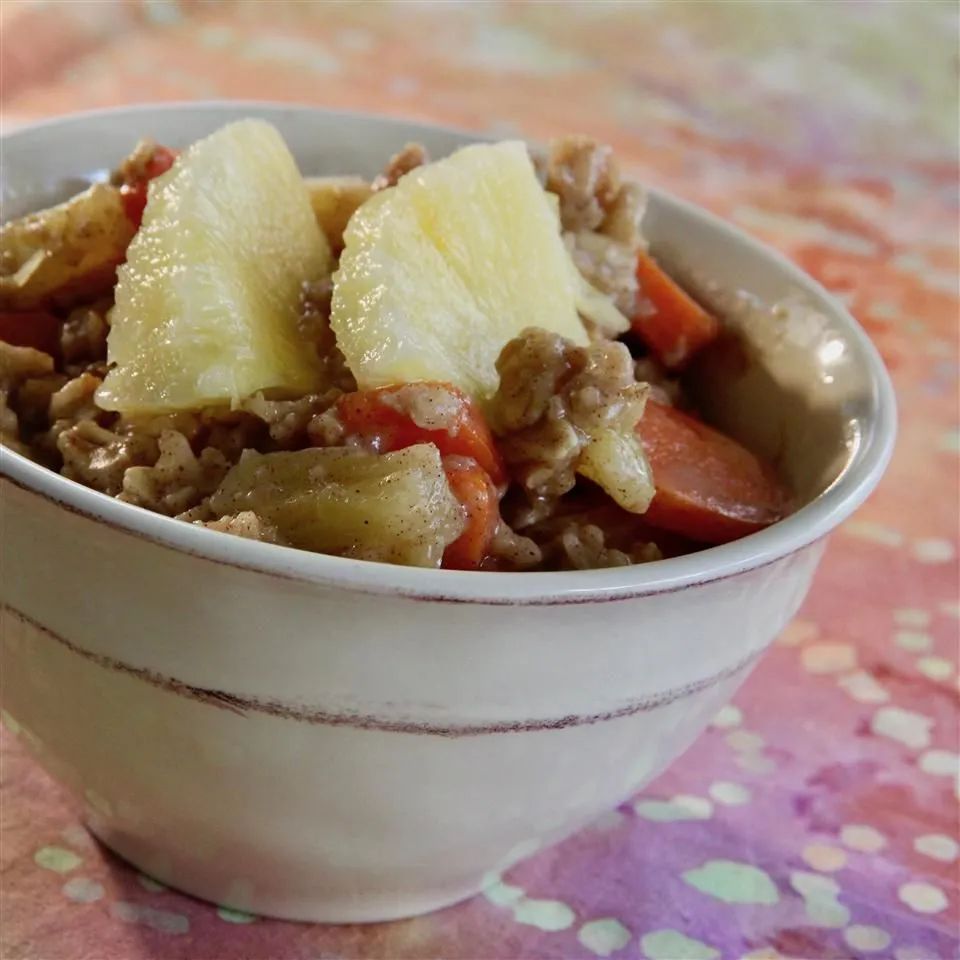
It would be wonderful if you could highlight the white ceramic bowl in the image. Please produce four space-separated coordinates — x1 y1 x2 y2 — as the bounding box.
0 103 895 922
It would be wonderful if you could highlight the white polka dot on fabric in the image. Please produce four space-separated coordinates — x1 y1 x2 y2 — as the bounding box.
577 918 631 957
840 824 887 853
940 428 960 453
641 929 719 959
777 620 819 646
634 795 713 822
913 537 956 563
870 706 934 749
137 874 167 893
918 749 959 776
482 876 524 907
898 881 949 914
34 847 82 874
843 925 891 952
216 906 257 923
62 876 104 903
838 670 890 704
110 901 190 934
512 897 575 931
917 656 954 681
801 843 847 872
0 709 22 734
60 825 95 851
788 871 848 928
844 520 903 547
711 705 742 729
483 875 575 932
673 795 713 818
802 643 857 674
803 895 850 928
682 860 779 905
790 871 839 898
709 781 751 806
914 834 959 862
726 731 765 752
893 630 934 653
734 752 776 774
894 607 931 627
912 538 955 564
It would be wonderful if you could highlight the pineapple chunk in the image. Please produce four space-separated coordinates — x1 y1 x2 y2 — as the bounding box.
577 427 655 514
543 189 629 337
331 141 588 405
0 184 135 310
304 176 373 252
97 120 331 414
574 270 631 337
207 443 465 567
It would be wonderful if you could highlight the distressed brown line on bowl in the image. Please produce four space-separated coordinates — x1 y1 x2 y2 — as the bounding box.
4 606 760 737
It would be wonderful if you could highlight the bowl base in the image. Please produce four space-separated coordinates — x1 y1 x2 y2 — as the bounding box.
88 822 488 924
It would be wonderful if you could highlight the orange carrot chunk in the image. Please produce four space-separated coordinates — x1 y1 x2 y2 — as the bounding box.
633 251 720 369
441 457 500 570
637 399 789 544
120 145 178 227
336 382 506 486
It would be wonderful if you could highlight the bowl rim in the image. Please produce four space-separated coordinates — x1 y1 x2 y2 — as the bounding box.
0 101 897 605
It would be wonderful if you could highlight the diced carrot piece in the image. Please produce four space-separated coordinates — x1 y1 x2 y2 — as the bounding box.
442 457 500 570
336 383 505 568
0 310 61 356
336 382 506 486
143 145 178 180
633 251 720 369
120 145 178 227
637 400 790 544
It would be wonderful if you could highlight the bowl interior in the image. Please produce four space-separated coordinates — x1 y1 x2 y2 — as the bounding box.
0 102 895 596
645 203 876 505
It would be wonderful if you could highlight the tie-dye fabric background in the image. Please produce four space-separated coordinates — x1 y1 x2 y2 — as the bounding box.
1 2 957 958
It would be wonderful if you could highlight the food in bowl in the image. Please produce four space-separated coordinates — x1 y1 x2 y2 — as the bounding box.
0 119 790 570
0 104 897 925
